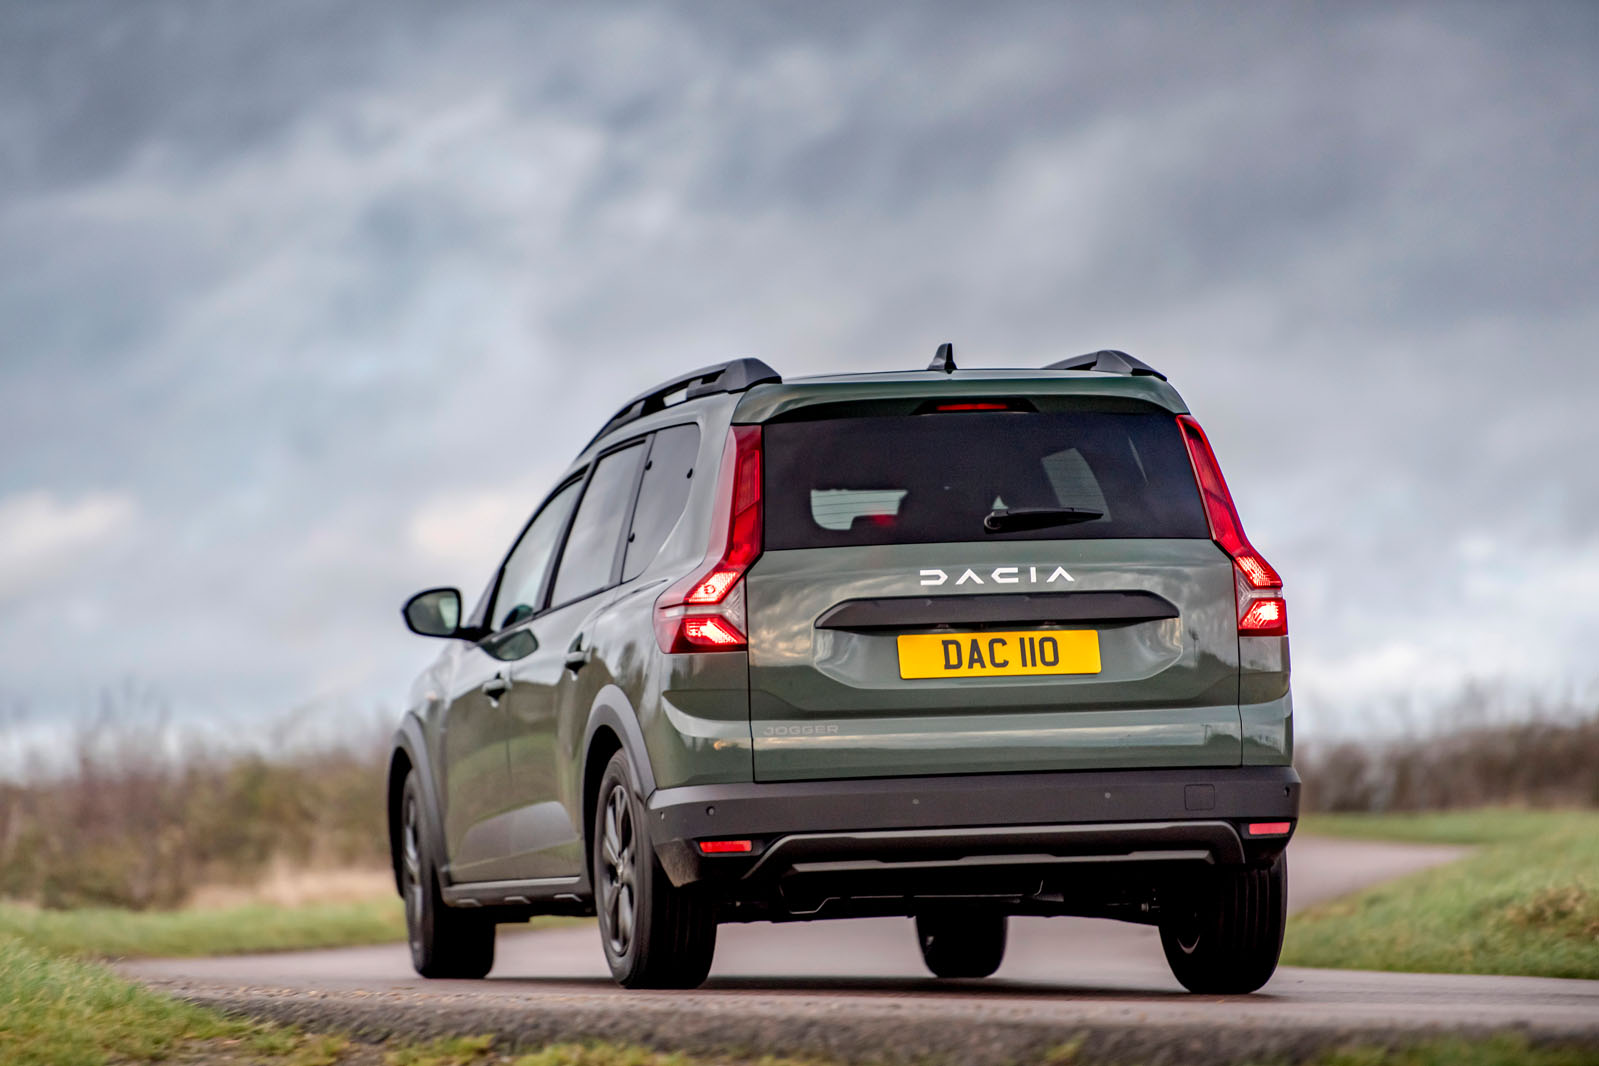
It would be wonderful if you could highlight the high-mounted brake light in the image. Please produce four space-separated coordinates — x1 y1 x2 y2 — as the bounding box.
655 425 763 653
1177 415 1288 637
934 402 1011 412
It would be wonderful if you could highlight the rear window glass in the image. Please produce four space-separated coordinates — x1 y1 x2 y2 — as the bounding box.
763 411 1207 549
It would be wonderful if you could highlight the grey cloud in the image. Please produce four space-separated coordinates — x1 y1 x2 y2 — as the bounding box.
0 1 1595 736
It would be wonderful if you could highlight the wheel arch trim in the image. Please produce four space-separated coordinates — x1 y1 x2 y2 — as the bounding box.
388 713 449 892
580 684 657 865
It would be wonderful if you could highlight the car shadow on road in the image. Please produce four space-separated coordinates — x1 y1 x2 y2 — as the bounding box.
484 974 1200 1001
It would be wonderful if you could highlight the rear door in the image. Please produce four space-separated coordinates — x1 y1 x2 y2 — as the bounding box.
500 441 647 879
745 404 1241 782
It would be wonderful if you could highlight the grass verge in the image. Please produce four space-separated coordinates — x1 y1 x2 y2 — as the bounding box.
0 897 589 959
1286 809 1599 979
0 896 409 958
0 931 346 1066
1289 1034 1599 1066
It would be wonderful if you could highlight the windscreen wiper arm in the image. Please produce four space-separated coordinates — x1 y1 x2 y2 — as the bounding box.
983 506 1105 533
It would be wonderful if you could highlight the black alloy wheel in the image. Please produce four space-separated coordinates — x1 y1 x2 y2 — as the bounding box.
399 771 495 979
592 751 717 988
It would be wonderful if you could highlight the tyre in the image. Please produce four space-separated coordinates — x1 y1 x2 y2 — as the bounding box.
399 771 495 979
592 751 718 989
915 909 1008 978
1159 852 1286 994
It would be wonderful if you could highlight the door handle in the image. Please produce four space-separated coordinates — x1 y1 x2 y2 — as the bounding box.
564 635 593 672
480 673 510 702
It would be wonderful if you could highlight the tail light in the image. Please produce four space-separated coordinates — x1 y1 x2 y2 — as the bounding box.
654 425 763 652
1177 415 1288 637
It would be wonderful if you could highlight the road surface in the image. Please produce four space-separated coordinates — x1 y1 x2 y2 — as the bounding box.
125 837 1599 1064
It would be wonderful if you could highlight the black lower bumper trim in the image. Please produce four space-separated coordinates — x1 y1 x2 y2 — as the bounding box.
648 765 1298 887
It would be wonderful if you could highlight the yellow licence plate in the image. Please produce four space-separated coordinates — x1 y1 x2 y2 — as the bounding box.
896 630 1101 679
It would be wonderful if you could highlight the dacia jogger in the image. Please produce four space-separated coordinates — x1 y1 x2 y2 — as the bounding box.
391 346 1297 992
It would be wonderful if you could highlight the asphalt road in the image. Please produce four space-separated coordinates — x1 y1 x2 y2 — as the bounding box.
125 837 1599 1064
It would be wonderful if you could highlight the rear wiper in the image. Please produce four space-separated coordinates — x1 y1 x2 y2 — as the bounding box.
983 506 1104 533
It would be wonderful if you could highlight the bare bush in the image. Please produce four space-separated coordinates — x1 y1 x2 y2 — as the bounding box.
1300 699 1599 812
0 700 391 910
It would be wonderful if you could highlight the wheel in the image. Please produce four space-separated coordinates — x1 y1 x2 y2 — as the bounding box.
399 771 495 979
1159 852 1286 994
592 751 717 988
915 910 1008 978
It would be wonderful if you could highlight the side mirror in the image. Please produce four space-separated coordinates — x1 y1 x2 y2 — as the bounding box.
403 587 463 638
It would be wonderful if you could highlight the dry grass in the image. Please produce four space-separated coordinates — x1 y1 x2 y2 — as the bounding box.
186 861 396 910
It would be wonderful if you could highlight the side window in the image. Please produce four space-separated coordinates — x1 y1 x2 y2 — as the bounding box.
622 424 701 581
491 479 583 630
549 443 646 607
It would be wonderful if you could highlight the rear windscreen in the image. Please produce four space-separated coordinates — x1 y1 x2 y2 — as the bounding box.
763 410 1208 549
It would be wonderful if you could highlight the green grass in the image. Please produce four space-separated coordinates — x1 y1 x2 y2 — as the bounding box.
0 897 591 959
1298 808 1590 846
0 931 356 1066
0 896 409 958
1286 809 1599 979
1287 1034 1599 1066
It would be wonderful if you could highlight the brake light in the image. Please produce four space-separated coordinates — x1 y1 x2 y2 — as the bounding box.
934 402 1011 411
1177 415 1287 636
1246 822 1292 837
654 425 763 653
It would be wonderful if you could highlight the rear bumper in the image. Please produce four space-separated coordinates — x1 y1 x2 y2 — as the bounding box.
649 765 1299 891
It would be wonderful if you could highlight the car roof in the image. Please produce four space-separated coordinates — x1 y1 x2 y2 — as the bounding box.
575 355 1191 461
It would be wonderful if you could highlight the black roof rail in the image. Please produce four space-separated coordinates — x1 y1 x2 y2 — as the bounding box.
582 357 781 452
1045 349 1167 381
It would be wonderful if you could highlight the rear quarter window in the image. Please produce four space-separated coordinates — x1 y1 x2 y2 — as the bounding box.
623 423 701 580
763 410 1207 549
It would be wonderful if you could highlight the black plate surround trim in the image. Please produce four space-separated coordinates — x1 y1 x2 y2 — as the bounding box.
813 590 1180 631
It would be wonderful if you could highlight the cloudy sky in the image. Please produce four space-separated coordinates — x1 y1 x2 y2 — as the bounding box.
1 1 1595 741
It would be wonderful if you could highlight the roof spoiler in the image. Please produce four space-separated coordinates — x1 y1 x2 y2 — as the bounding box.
1046 349 1167 381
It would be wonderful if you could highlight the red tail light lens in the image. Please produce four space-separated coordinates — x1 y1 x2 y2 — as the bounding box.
697 839 754 854
1177 415 1287 635
1246 821 1292 837
655 425 763 652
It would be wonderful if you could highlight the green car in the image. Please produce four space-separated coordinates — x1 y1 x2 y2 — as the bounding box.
391 347 1297 992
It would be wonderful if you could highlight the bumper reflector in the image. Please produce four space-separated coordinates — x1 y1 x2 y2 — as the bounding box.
698 839 753 854
1246 821 1292 837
